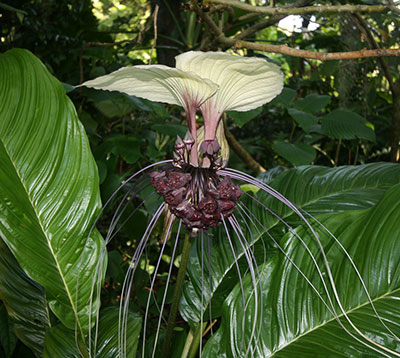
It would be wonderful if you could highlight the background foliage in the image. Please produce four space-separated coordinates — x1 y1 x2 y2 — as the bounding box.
1 0 400 357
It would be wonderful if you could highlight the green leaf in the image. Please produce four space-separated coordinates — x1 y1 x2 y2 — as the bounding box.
288 108 318 133
0 3 27 15
180 163 400 332
43 307 142 358
270 87 297 108
322 109 376 142
272 141 316 166
208 183 400 357
227 107 263 128
0 239 50 357
0 303 17 358
95 307 142 358
85 90 137 118
43 325 80 358
294 93 331 113
0 49 104 335
107 135 143 164
151 123 188 138
259 163 400 220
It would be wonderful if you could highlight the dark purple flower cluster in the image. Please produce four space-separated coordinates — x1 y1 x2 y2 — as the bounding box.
149 167 242 230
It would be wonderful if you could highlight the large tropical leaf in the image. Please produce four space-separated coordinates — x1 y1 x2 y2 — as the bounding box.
0 49 104 336
204 183 400 357
0 302 17 358
180 163 400 329
0 238 50 357
43 307 142 358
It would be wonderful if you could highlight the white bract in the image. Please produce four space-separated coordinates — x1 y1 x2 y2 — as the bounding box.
82 51 284 165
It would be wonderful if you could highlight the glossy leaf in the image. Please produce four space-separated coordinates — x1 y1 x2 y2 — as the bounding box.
180 163 400 330
0 303 17 358
207 183 400 357
95 307 142 358
0 239 50 357
0 49 104 335
43 307 142 358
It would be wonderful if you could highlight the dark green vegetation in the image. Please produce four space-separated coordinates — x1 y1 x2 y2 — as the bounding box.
1 1 400 357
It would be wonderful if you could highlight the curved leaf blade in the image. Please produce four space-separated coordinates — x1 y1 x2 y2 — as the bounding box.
0 239 50 357
208 184 400 357
43 307 142 358
0 49 104 334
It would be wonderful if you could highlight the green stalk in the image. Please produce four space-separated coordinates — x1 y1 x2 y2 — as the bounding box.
334 138 342 166
188 323 206 358
77 334 89 358
162 232 192 357
181 328 194 358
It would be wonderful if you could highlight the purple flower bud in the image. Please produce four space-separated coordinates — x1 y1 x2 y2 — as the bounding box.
199 139 221 156
183 131 195 152
175 135 185 149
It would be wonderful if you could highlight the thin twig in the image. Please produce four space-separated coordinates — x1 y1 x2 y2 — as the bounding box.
149 4 159 64
386 0 400 14
232 0 312 40
79 38 138 84
211 0 388 15
224 122 267 175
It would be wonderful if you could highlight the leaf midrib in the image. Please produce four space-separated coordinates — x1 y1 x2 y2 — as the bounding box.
0 137 81 332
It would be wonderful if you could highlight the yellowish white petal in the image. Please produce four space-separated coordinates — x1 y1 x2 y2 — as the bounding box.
81 65 218 111
175 51 284 112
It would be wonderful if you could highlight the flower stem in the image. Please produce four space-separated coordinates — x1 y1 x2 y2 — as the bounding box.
162 232 192 357
188 322 206 358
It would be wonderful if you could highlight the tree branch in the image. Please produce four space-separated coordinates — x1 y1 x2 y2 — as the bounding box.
224 123 266 175
211 1 388 15
353 13 396 93
233 0 313 40
219 37 400 60
191 2 400 60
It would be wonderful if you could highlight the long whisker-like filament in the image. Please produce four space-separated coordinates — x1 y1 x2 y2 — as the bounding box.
200 230 205 357
220 215 247 355
119 203 165 358
301 209 400 342
206 231 214 337
141 214 174 357
229 213 265 357
82 160 173 356
232 183 399 357
152 220 182 357
227 215 262 358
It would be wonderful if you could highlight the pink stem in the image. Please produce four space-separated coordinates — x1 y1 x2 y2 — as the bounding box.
187 107 199 166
